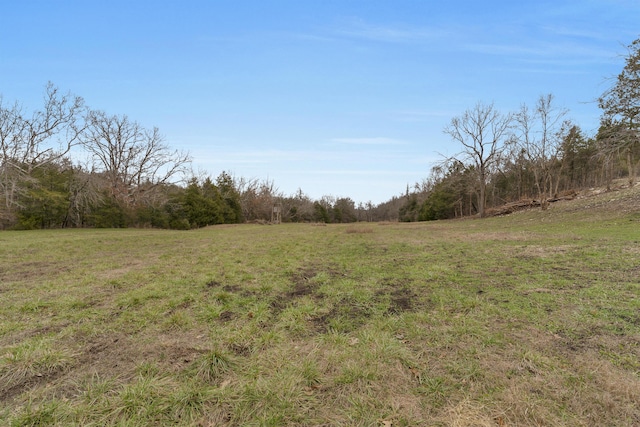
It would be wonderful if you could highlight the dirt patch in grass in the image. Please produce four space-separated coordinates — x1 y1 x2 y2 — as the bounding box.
98 259 151 281
1 334 127 403
218 310 236 323
78 334 133 371
308 310 334 333
271 265 345 313
144 333 211 371
205 280 222 288
377 278 425 315
270 267 324 314
0 261 70 283
3 322 72 348
269 298 288 313
221 284 242 293
301 278 425 333
388 287 418 314
228 342 251 357
1 328 216 406
204 280 255 298
1 357 71 403
308 302 373 334
517 244 577 258
290 266 328 288
293 281 318 297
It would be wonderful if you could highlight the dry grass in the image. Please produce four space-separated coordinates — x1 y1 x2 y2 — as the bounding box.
1 185 640 425
345 225 375 234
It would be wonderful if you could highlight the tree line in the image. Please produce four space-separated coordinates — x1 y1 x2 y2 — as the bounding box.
2 37 638 229
398 37 640 221
0 86 373 229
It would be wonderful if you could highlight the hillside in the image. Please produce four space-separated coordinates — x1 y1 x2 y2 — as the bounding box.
558 181 640 216
485 179 640 219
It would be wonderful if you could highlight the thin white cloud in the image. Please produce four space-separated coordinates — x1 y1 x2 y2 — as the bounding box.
286 169 424 177
193 148 315 165
464 39 615 64
331 18 452 43
330 137 405 146
391 110 454 122
541 25 610 41
288 32 340 43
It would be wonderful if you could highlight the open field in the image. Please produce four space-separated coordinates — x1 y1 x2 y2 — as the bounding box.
1 186 640 426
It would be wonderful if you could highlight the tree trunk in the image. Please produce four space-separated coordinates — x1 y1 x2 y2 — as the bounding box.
478 182 486 217
628 148 635 186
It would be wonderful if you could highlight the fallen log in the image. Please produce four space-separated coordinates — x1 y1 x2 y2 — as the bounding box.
486 193 577 217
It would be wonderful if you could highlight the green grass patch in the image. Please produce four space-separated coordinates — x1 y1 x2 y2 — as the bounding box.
1 192 640 425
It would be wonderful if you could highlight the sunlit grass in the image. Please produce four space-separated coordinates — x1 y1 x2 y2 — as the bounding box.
1 193 639 425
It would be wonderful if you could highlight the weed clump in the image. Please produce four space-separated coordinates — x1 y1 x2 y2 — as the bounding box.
192 350 234 384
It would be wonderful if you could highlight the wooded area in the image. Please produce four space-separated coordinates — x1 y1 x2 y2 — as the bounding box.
1 37 639 229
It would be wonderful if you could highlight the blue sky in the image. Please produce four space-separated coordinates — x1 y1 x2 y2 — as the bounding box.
1 1 638 204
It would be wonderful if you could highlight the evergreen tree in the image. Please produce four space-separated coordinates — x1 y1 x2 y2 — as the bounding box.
598 37 640 185
216 171 243 223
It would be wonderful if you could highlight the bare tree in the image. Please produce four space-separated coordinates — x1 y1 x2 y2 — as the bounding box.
514 94 570 209
443 102 512 217
0 99 24 221
62 164 104 228
236 176 281 221
21 83 85 170
81 110 190 208
281 188 314 222
0 83 84 225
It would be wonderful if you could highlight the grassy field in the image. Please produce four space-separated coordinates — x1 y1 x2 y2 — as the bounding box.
1 186 639 426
